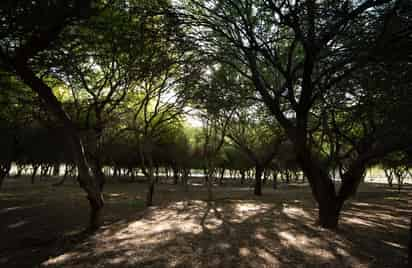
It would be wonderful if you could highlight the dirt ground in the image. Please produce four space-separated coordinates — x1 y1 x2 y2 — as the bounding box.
0 176 410 268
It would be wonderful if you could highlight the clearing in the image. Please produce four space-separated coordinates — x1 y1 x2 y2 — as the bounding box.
0 177 410 268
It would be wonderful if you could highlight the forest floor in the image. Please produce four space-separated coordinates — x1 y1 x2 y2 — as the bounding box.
0 176 410 268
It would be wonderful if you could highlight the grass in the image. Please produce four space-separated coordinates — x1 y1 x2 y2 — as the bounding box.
0 176 410 267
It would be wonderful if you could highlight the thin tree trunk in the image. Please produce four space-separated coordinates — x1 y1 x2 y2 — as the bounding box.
40 164 49 178
219 168 225 185
52 163 60 176
146 175 155 207
92 158 106 191
262 170 268 185
254 165 263 196
113 167 119 177
173 166 179 185
15 164 23 178
130 168 135 182
384 169 394 187
204 162 214 201
183 169 189 192
409 217 412 267
240 170 245 185
0 173 5 189
207 174 213 201
165 167 169 180
155 166 160 183
0 162 11 189
31 164 40 184
272 171 278 189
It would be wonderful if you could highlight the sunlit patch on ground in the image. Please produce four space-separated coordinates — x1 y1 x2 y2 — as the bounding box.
344 217 376 227
282 205 312 220
43 253 79 266
1 181 409 267
42 194 409 267
382 240 406 249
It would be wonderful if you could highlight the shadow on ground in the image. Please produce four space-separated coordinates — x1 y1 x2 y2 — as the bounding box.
0 179 410 268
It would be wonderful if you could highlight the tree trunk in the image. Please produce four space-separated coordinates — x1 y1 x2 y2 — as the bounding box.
272 171 278 189
384 169 394 187
254 165 263 196
146 177 155 207
262 170 268 185
0 162 11 189
409 217 412 267
173 166 179 184
113 167 119 177
318 197 343 229
130 168 135 182
295 142 344 229
165 167 169 180
31 165 39 184
240 170 245 185
0 173 5 189
15 164 23 178
219 168 225 185
155 166 160 183
52 163 60 176
14 61 104 230
207 175 213 201
285 170 291 183
183 169 189 192
40 165 49 178
92 158 105 191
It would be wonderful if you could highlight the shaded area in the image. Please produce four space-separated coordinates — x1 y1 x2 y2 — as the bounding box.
0 178 410 267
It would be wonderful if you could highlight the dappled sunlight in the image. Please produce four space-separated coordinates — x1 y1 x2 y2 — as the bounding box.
277 229 367 267
382 240 406 249
342 201 410 231
281 205 311 220
40 198 374 267
279 231 335 260
256 248 280 266
232 202 273 220
43 252 80 266
350 201 373 207
391 222 409 229
202 217 224 230
1 182 407 267
344 217 377 227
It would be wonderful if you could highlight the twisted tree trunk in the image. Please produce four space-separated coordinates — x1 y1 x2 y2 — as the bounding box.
14 60 104 230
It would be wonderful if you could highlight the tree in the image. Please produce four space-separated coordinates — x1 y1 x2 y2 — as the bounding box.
0 73 37 188
227 107 284 195
48 0 174 190
183 0 412 228
0 0 114 229
120 59 192 206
